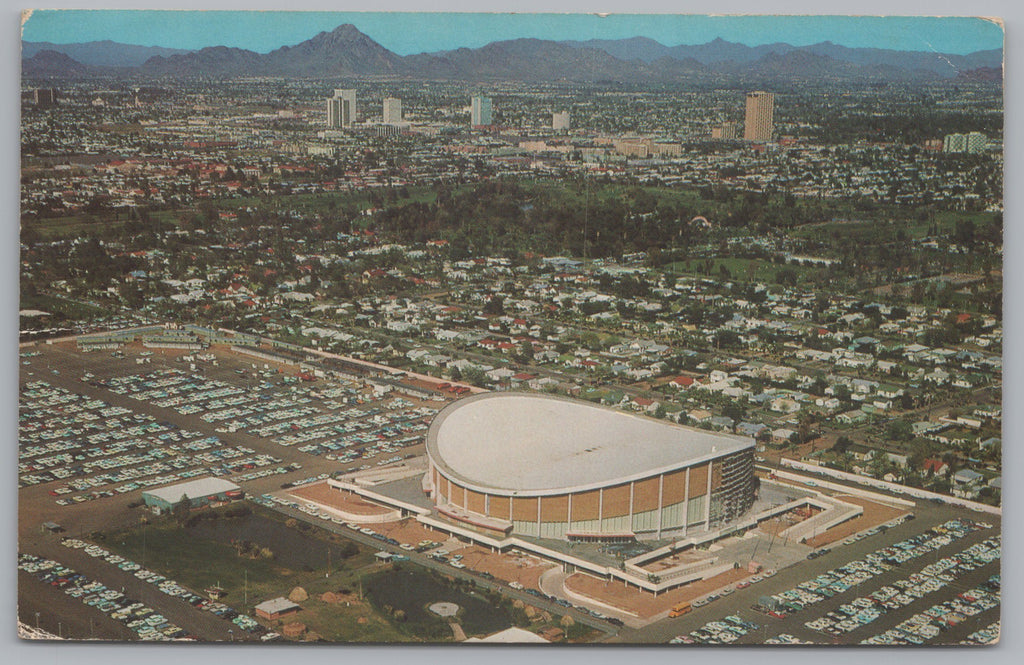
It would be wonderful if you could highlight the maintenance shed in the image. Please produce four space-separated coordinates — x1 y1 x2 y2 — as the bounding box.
255 597 302 621
142 477 243 514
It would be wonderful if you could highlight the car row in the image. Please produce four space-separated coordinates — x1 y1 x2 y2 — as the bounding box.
61 538 266 638
803 539 1000 637
860 577 1000 645
759 518 992 617
959 621 1000 646
20 380 285 505
764 633 816 645
118 367 440 467
669 615 759 645
19 552 187 641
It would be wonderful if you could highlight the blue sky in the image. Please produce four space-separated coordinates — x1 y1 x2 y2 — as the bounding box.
21 11 1003 56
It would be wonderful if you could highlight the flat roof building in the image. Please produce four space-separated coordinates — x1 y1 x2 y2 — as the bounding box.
255 597 301 620
142 477 243 514
382 97 402 124
552 111 570 131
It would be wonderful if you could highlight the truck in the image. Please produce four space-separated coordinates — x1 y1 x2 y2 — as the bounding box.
668 600 692 618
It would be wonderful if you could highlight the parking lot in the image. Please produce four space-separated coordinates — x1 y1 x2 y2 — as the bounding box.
17 341 451 640
615 501 1001 644
19 540 271 642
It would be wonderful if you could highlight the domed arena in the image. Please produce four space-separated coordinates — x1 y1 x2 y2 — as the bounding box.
425 392 756 540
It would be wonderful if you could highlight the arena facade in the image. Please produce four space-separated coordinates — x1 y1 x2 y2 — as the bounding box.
424 392 756 541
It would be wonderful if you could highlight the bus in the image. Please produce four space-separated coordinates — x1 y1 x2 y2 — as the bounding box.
668 601 692 618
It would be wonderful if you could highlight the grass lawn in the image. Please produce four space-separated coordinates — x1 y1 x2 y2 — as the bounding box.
665 257 823 284
27 210 181 239
97 506 411 642
364 567 516 640
20 292 109 320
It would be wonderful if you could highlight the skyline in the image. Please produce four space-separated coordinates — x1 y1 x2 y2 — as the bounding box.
21 11 1004 57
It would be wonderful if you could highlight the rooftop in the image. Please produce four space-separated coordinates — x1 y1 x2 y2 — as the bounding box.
142 477 241 504
254 597 301 615
427 392 752 495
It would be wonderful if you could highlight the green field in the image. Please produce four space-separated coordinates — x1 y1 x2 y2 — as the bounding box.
665 257 824 284
97 506 410 642
789 209 999 244
25 209 182 239
365 567 516 640
20 292 109 320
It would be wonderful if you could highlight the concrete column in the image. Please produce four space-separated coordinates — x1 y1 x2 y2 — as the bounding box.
484 493 489 516
536 497 542 536
705 461 713 529
683 467 691 535
628 481 635 531
598 488 604 524
567 493 573 532
656 474 665 537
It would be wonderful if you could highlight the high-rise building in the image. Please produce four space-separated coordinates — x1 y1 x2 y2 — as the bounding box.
937 132 987 154
552 111 570 131
327 89 357 128
471 96 493 127
33 88 56 107
943 132 988 154
383 97 402 124
743 91 774 142
943 133 967 153
711 122 738 140
966 132 988 153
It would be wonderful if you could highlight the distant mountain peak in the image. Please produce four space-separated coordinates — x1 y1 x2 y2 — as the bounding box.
330 23 366 38
22 49 90 77
21 24 1003 84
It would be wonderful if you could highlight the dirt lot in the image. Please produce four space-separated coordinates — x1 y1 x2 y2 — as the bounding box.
287 484 394 517
756 507 821 538
803 495 909 547
641 549 711 573
565 567 753 619
452 546 556 589
369 518 446 546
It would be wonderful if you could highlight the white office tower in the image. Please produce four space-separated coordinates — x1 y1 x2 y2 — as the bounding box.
471 96 493 126
552 111 570 131
383 97 402 124
327 89 357 128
